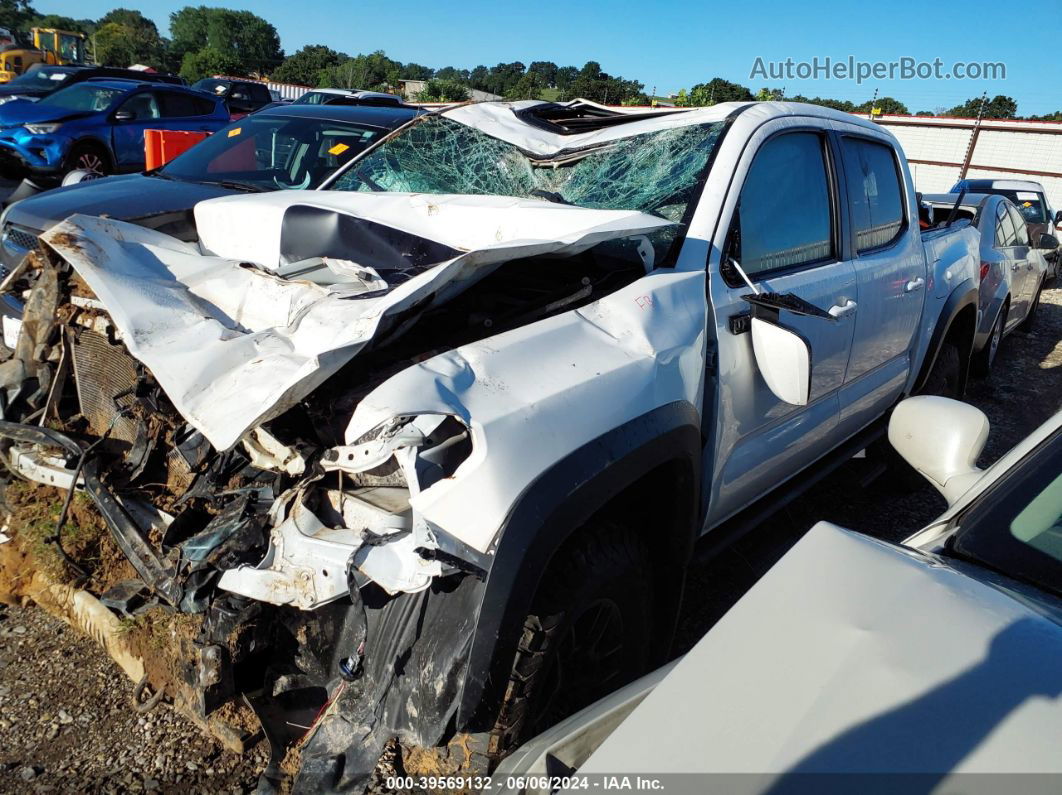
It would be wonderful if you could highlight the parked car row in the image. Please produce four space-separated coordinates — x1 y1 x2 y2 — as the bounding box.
920 191 1054 375
0 98 1054 792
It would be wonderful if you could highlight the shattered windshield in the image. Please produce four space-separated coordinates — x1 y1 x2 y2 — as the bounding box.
330 115 724 262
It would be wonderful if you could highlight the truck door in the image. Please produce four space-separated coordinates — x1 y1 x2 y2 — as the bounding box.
837 134 925 433
703 128 857 529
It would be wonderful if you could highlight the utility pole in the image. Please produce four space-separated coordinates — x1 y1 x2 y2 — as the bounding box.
958 92 988 180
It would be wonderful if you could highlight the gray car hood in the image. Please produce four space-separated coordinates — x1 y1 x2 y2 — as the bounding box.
6 174 234 233
581 523 1062 780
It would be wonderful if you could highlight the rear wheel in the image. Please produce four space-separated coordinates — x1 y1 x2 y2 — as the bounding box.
973 306 1005 377
64 142 112 178
489 520 653 762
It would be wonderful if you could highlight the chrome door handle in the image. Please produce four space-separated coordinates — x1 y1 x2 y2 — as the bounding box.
1012 263 1021 271
829 299 857 318
903 277 925 293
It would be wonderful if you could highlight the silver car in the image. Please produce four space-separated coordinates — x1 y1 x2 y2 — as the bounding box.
922 192 1054 374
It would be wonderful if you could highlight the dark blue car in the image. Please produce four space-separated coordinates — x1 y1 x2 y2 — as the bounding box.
0 78 229 183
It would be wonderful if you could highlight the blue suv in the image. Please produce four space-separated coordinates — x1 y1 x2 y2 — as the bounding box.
0 78 229 183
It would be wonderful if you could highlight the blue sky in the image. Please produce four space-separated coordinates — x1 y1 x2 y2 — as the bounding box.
54 0 1062 114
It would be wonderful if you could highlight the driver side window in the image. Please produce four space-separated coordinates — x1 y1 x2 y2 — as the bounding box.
729 132 834 278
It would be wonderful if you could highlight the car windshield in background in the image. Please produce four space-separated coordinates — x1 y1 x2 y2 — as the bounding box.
6 67 73 88
948 431 1062 598
36 83 123 111
293 92 331 105
994 191 1047 224
331 115 725 261
193 78 230 96
159 114 387 190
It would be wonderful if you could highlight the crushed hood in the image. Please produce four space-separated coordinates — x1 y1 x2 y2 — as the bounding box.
41 192 670 451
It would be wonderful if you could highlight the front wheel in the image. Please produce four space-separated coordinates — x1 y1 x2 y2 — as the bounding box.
64 143 112 178
489 521 654 762
918 341 962 397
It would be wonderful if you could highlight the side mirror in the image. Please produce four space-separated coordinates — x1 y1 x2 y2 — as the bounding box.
113 109 135 121
1054 210 1062 225
1037 233 1059 250
750 317 810 405
888 396 988 505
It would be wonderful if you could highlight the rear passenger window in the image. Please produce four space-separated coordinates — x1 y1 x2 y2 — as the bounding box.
158 91 212 118
842 137 905 252
996 204 1016 247
733 132 833 276
1007 205 1029 246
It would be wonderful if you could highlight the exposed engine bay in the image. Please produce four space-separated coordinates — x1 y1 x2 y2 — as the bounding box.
0 197 669 785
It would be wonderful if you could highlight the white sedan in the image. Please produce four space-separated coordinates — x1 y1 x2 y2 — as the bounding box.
497 396 1062 791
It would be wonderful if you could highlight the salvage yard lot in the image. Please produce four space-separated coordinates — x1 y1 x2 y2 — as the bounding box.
1 283 1058 792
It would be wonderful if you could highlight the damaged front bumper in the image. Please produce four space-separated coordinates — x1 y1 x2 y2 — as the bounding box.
0 185 678 788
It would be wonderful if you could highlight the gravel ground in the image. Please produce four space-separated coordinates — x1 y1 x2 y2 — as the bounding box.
0 283 1059 793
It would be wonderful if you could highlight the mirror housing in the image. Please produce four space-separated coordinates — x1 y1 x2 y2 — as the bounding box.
888 396 988 505
1037 232 1059 250
113 109 135 121
1054 209 1062 225
750 317 810 405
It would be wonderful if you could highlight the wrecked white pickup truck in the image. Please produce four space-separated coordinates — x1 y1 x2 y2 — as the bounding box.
0 100 980 790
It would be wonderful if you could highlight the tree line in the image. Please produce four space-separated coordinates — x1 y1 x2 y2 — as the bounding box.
4 2 1057 119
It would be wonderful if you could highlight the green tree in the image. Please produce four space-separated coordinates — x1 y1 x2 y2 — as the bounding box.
0 0 36 32
92 9 163 67
169 6 282 76
27 13 92 33
319 50 401 90
555 65 577 90
1028 110 1062 121
945 94 1017 119
527 60 558 87
560 61 645 104
755 86 784 101
684 77 754 106
504 72 543 100
415 79 469 102
434 66 469 83
854 96 908 115
271 44 344 86
179 46 241 82
401 62 433 80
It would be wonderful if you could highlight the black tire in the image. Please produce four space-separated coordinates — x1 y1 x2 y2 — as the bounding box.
973 305 1005 377
1018 281 1042 333
64 142 112 178
919 341 961 397
489 521 653 762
